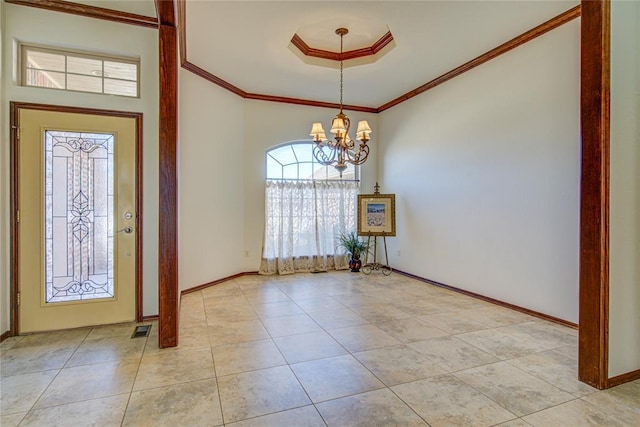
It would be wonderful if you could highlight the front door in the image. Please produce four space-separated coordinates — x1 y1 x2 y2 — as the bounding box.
16 107 138 333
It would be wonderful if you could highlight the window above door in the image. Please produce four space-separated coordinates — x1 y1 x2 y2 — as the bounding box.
20 44 140 98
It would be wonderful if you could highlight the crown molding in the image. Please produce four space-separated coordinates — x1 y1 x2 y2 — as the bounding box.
181 58 378 113
5 0 159 28
181 61 247 97
378 4 581 112
290 31 394 62
244 92 378 114
177 3 580 113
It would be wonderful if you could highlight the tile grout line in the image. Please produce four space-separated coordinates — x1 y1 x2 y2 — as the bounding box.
120 331 152 426
202 288 227 427
8 272 628 425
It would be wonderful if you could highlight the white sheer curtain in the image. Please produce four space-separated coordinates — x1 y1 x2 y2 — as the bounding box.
260 180 358 275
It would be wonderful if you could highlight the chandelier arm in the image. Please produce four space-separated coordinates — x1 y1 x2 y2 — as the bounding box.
313 144 338 166
345 144 370 165
325 139 339 149
343 135 356 150
341 116 351 145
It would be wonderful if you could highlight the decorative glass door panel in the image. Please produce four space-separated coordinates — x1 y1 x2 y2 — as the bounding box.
18 108 137 333
45 131 115 303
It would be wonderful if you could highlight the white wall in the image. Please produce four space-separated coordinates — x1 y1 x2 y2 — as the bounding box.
178 84 378 289
609 0 640 378
178 94 379 288
177 69 245 290
0 4 160 323
241 100 378 272
378 21 581 322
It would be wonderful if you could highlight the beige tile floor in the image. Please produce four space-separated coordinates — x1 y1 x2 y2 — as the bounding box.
1 272 639 426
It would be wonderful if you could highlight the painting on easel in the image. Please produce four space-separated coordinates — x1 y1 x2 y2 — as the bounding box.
357 193 395 236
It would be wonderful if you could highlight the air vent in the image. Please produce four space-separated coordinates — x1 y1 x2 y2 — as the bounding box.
131 325 151 338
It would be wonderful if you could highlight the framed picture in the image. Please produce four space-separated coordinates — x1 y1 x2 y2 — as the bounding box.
357 193 396 236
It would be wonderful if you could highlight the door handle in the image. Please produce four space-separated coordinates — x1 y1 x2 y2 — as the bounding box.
117 226 133 234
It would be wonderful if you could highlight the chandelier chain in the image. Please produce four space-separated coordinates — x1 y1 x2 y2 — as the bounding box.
339 31 344 111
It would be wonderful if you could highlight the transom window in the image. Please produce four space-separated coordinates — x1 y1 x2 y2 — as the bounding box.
20 44 139 98
266 141 357 181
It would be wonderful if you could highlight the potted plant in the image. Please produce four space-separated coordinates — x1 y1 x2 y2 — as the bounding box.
338 231 367 272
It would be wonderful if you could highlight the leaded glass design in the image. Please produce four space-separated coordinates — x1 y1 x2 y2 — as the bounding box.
45 131 115 303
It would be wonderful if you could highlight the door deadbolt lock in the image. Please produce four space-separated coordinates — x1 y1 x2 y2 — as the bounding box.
117 226 133 234
124 212 133 220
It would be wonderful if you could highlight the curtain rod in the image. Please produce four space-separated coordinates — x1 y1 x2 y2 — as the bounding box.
266 178 360 183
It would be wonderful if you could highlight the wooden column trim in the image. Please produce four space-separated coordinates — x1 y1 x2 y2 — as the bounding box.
579 0 610 389
9 103 20 337
157 0 179 348
135 115 145 322
156 0 175 27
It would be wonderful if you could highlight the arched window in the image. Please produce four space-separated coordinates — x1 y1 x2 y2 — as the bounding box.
266 141 357 181
260 141 359 275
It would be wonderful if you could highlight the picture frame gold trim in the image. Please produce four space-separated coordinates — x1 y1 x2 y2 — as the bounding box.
357 193 396 236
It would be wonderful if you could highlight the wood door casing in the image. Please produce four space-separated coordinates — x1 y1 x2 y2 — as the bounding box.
10 103 144 334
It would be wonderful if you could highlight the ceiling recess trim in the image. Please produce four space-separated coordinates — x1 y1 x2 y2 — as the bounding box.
5 0 159 28
290 31 394 62
176 0 377 114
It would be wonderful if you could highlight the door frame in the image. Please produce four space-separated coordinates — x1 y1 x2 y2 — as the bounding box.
9 102 144 335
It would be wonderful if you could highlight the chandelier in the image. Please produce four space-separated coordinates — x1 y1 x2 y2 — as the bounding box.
309 28 372 176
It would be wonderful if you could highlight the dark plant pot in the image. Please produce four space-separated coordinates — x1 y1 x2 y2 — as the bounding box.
349 258 362 272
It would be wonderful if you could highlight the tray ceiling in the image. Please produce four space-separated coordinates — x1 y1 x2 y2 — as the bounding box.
63 1 580 108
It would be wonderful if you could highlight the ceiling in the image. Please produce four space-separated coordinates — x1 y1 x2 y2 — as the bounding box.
76 1 580 109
